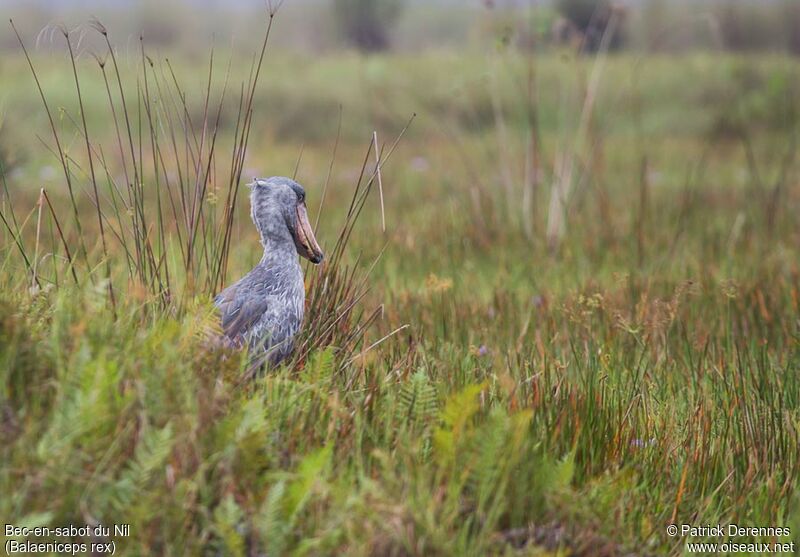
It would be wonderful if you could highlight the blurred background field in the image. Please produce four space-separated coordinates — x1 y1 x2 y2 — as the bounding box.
1 0 800 555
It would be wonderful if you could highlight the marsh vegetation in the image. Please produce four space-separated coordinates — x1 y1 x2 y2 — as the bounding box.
1 2 800 555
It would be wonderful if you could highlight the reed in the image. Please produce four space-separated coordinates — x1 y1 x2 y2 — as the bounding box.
6 9 278 309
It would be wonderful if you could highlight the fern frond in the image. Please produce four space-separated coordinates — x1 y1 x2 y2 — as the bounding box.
396 369 438 427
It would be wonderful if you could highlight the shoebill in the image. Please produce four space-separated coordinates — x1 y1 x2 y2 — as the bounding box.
215 176 324 365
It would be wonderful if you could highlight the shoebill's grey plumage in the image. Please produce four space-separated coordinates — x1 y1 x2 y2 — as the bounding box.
214 176 324 366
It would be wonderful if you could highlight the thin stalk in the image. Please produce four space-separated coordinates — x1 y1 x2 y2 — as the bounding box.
42 189 79 286
64 28 116 312
0 204 40 287
315 106 342 233
32 188 44 290
11 20 92 281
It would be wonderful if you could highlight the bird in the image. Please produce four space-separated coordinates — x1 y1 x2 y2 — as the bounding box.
214 176 324 366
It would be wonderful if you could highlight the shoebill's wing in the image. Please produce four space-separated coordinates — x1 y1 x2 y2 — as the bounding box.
214 267 277 344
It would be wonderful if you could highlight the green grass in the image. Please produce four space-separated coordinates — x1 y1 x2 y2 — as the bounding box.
1 18 800 556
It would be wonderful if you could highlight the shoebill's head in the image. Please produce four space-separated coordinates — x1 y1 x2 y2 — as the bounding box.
247 176 324 264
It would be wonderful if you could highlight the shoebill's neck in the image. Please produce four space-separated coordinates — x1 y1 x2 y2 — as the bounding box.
259 235 299 268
